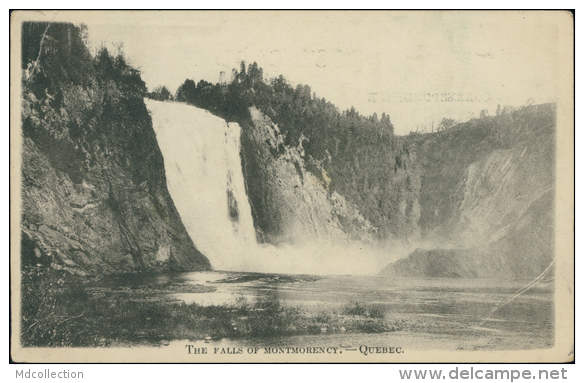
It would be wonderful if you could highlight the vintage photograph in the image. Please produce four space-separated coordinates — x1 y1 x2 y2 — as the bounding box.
10 10 574 363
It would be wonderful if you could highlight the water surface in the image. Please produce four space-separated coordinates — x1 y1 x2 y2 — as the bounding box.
97 270 553 351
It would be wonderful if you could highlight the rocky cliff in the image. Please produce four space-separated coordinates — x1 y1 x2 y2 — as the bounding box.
20 132 210 275
380 104 556 279
240 107 375 245
19 22 210 275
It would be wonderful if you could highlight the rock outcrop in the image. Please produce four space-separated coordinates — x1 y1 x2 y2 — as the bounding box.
240 107 375 245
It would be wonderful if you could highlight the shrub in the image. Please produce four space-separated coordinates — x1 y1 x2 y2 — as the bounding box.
343 302 368 316
368 305 387 319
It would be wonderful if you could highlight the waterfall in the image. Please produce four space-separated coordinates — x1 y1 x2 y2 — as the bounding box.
146 99 256 270
146 99 391 275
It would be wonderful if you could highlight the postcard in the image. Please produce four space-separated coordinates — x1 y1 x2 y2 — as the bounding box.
10 10 574 363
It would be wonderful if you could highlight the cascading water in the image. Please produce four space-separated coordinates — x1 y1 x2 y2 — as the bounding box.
146 99 257 270
146 99 392 275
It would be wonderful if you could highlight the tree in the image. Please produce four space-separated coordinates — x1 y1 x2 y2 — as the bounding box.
175 79 197 103
438 118 455 132
149 85 172 101
380 113 394 136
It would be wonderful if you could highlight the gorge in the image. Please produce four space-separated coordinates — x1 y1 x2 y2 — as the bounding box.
19 22 556 281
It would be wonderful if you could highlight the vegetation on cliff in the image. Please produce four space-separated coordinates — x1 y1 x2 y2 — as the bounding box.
22 22 148 185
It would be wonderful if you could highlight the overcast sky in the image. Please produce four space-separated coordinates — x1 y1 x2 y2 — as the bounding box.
23 11 569 135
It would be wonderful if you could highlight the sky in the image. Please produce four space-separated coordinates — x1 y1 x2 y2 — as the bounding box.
21 11 570 135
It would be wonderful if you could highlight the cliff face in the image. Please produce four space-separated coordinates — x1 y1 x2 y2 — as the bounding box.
380 186 553 280
20 98 211 275
21 131 210 275
381 104 556 279
329 137 423 244
19 22 210 275
240 107 374 245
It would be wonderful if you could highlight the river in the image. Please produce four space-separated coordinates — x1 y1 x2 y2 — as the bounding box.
96 270 553 351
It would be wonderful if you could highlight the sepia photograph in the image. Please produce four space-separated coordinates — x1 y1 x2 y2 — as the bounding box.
10 10 574 363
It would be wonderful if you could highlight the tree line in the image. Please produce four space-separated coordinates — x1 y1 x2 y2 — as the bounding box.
171 61 396 160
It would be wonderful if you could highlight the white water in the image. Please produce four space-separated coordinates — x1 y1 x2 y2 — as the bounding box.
147 100 257 270
146 99 397 275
